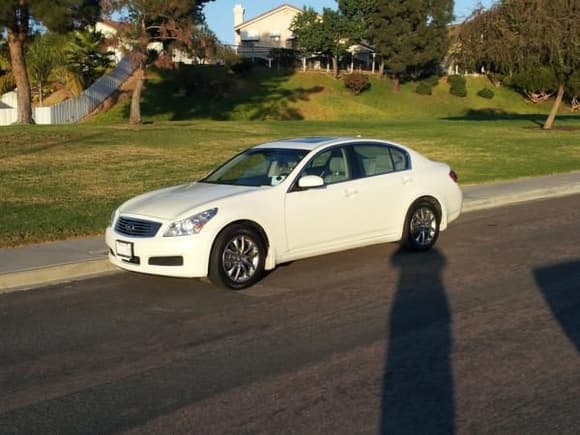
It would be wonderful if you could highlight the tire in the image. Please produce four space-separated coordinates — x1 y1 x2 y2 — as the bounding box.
402 200 441 252
208 224 266 290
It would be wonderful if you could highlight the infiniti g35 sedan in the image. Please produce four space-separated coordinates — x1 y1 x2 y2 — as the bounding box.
106 137 463 289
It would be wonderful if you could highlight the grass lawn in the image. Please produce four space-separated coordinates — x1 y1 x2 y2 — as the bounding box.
1 117 580 247
91 68 553 123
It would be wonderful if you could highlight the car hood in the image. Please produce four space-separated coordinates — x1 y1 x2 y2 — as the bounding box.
119 182 259 220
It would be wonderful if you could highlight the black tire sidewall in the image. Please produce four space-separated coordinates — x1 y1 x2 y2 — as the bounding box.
404 200 441 252
209 224 266 290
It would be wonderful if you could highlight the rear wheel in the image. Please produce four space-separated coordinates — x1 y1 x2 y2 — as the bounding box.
403 200 440 251
208 224 265 290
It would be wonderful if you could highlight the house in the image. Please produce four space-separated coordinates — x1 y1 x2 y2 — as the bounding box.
95 20 197 65
233 3 301 62
233 3 376 72
95 20 130 63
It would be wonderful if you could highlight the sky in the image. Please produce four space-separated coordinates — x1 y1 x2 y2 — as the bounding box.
204 0 496 46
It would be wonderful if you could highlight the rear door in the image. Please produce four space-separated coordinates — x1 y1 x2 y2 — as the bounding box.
348 143 414 238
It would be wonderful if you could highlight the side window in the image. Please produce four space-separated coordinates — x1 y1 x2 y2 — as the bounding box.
390 147 410 171
303 147 351 185
353 144 395 177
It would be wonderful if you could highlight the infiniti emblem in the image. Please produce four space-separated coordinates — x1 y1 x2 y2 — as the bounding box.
125 223 136 232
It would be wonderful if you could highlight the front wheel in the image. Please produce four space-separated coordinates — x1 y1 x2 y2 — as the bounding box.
403 201 440 251
208 224 266 290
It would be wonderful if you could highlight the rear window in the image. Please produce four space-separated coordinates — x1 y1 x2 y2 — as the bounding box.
353 144 410 177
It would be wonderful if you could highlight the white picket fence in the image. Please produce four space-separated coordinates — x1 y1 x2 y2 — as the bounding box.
0 57 135 126
0 91 18 125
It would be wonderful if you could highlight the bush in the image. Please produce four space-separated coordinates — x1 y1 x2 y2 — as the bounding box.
448 74 467 97
269 48 300 68
229 57 254 76
477 87 495 99
344 73 371 95
416 82 432 95
450 85 467 97
424 75 440 87
447 74 465 87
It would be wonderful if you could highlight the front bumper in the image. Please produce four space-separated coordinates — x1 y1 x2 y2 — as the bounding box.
105 225 212 278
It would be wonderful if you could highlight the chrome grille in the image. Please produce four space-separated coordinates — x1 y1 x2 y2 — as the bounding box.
115 217 161 238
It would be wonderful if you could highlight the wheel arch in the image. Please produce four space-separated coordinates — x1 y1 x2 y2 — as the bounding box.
209 219 272 270
207 219 271 289
400 195 443 241
227 219 270 249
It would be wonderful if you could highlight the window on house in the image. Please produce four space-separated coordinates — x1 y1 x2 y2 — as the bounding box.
269 32 281 43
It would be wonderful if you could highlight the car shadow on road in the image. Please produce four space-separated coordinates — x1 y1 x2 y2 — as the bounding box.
534 260 580 354
380 248 455 434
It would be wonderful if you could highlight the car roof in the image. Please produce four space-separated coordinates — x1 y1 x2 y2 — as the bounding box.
253 137 352 151
252 136 420 160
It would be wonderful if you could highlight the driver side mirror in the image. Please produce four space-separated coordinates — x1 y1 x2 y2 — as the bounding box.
298 175 325 189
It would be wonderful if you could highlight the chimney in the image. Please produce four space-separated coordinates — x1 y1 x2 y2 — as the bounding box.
234 4 245 27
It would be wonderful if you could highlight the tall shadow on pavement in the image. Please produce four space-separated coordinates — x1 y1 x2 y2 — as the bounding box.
534 260 580 353
380 249 454 434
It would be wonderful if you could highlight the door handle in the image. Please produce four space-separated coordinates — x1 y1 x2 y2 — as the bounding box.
402 176 413 185
345 188 358 198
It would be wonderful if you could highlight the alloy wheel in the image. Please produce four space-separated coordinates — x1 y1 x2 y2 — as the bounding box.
222 234 260 284
410 206 437 247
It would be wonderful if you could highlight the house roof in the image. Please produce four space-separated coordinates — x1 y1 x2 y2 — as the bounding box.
234 3 302 31
97 20 131 34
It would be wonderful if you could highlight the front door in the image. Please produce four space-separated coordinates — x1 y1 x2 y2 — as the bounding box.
284 146 361 254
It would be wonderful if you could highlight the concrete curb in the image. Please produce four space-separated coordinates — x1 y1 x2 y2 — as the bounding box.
0 258 119 295
462 184 580 213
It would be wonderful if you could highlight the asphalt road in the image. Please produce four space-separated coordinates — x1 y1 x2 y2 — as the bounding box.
0 195 579 435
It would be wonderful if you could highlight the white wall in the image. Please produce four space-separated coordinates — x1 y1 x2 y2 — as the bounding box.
0 108 17 125
236 5 301 53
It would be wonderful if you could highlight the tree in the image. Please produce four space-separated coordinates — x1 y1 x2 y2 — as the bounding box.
65 30 113 88
0 41 15 95
370 0 454 91
0 0 101 123
319 8 351 77
191 24 219 64
337 0 377 42
290 7 325 66
26 35 64 106
458 0 580 129
291 7 351 78
101 0 214 124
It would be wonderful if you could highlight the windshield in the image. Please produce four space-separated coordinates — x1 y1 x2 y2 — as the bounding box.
201 148 309 187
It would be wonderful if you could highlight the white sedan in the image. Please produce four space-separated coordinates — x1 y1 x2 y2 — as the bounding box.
106 137 462 289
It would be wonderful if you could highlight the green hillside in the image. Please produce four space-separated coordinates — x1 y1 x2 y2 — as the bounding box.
90 66 561 124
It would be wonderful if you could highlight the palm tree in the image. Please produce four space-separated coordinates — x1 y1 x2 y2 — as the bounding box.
0 43 15 95
65 30 113 89
26 35 64 106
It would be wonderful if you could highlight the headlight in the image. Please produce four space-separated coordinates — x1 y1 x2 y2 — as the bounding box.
110 208 119 226
164 208 218 237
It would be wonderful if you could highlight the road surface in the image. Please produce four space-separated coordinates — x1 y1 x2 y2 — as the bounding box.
1 195 579 434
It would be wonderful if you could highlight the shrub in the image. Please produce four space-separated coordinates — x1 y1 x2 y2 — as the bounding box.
450 85 467 97
447 74 465 87
344 73 371 95
424 75 440 87
477 87 495 99
448 74 467 97
416 82 432 95
229 57 254 76
269 48 300 68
